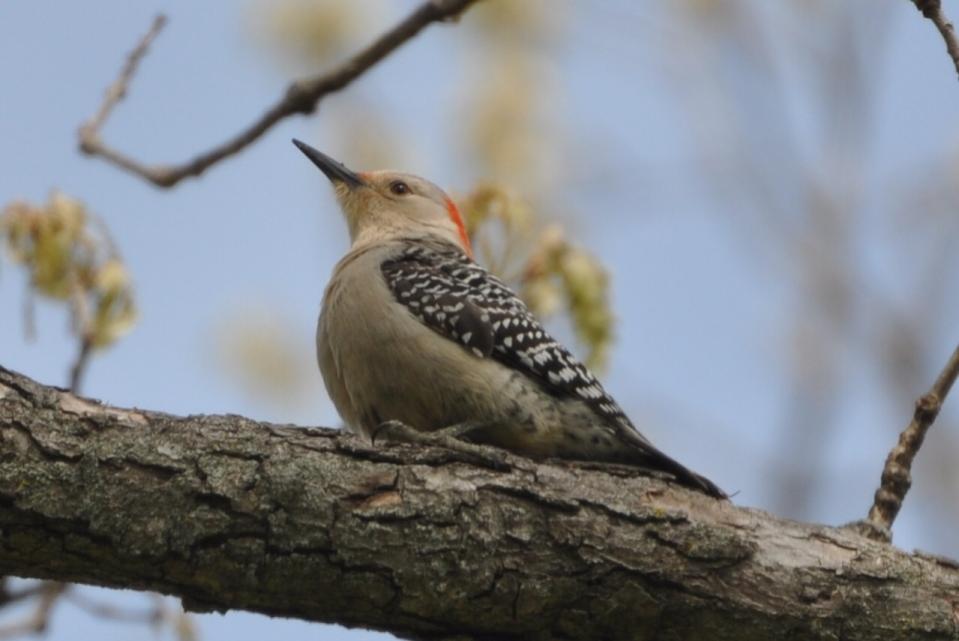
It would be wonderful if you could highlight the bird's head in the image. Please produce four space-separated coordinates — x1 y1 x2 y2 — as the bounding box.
293 139 472 257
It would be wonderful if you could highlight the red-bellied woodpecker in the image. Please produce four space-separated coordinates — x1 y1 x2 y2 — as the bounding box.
293 138 725 498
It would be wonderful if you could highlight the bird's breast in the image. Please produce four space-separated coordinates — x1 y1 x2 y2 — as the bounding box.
317 244 503 435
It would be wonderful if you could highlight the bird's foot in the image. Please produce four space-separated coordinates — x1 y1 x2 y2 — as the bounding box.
372 419 510 471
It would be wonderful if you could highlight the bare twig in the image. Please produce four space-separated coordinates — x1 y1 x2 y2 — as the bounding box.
78 0 481 188
0 582 67 639
79 14 167 140
68 336 93 394
866 343 959 538
66 272 94 393
64 590 161 624
912 0 959 80
0 582 44 607
64 592 195 640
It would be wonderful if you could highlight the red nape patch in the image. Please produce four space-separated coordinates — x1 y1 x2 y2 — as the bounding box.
445 198 473 257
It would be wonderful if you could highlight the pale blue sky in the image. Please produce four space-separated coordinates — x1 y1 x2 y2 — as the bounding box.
2 1 958 639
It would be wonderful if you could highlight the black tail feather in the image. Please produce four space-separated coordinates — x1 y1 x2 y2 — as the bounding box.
627 440 727 499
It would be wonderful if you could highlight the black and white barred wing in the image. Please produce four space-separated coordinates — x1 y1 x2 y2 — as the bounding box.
380 244 637 434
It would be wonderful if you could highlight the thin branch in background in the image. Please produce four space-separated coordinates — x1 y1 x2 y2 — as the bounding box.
0 582 67 640
866 343 959 539
912 0 959 80
78 14 167 146
0 584 195 641
65 591 195 640
0 582 44 608
77 0 481 188
64 591 161 624
68 337 93 394
66 269 94 395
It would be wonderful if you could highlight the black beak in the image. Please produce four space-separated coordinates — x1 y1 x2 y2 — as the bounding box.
292 139 365 189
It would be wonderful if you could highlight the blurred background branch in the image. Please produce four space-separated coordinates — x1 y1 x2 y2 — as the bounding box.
77 15 168 182
866 342 959 539
912 0 959 78
77 0 481 187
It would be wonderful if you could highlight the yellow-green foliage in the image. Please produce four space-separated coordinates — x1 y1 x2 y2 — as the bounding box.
1 192 137 349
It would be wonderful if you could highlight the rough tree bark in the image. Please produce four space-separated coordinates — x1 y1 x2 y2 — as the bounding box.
0 365 957 640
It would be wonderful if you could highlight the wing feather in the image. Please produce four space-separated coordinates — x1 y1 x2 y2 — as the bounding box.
380 243 636 433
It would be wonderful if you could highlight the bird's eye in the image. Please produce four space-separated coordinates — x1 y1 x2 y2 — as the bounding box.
389 180 410 196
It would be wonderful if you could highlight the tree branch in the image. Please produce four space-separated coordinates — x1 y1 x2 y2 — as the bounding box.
1 366 958 640
76 13 167 172
912 0 959 80
77 0 480 188
865 343 959 539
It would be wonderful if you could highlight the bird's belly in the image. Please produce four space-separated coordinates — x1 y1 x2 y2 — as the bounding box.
320 289 505 436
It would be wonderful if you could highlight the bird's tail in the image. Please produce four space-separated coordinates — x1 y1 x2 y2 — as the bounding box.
624 436 727 499
660 454 727 499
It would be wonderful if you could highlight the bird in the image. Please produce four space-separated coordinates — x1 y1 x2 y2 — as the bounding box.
293 138 725 499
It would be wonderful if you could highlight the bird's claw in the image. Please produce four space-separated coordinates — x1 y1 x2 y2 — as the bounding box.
370 419 413 446
371 419 510 471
